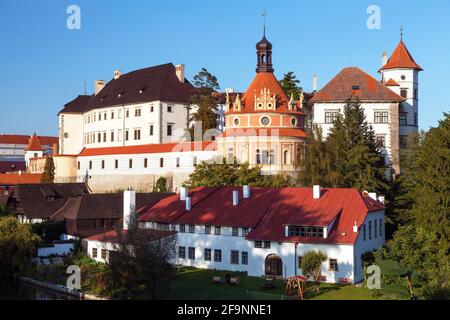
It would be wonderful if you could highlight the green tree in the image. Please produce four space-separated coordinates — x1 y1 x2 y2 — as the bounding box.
0 217 40 278
155 177 168 193
0 204 13 217
188 68 220 138
40 157 55 184
298 125 328 186
300 250 328 292
279 71 301 100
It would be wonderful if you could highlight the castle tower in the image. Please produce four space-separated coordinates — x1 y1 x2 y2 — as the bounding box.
24 133 44 168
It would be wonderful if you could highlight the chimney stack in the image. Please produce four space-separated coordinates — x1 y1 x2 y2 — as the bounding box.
114 70 121 80
175 64 185 83
382 51 388 67
312 74 318 92
94 80 105 95
243 185 251 199
123 187 136 231
180 186 188 201
186 196 192 211
313 185 321 199
353 221 358 233
233 190 239 206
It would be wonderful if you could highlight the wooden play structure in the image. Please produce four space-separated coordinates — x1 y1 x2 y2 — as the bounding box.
284 276 307 300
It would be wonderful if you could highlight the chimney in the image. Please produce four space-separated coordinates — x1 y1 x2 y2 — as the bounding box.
312 74 318 92
382 51 388 67
369 192 377 201
243 185 251 199
175 64 185 83
186 196 192 211
377 195 385 205
353 221 358 233
94 80 105 95
180 186 188 201
233 190 239 206
114 70 121 80
313 185 321 199
123 187 136 230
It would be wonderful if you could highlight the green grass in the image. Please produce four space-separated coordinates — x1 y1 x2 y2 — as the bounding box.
156 267 377 300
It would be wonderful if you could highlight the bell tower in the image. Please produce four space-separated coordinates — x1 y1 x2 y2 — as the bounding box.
256 13 274 73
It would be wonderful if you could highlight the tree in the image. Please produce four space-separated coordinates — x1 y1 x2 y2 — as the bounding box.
0 204 13 217
0 217 40 278
298 125 328 186
155 177 168 193
40 157 55 184
279 71 301 100
300 250 328 292
188 68 220 138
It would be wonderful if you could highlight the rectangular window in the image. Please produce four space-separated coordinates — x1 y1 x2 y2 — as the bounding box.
115 159 119 169
150 105 154 112
126 109 130 118
254 241 263 248
325 112 332 124
103 132 106 142
178 246 186 259
414 113 418 126
242 227 249 237
399 113 407 126
176 157 180 168
89 161 92 170
134 129 141 140
400 88 408 99
329 259 339 271
179 224 185 233
129 159 133 169
264 241 271 249
111 111 115 120
193 156 198 167
160 158 164 168
374 221 378 238
118 129 122 142
101 249 107 260
204 248 211 261
167 105 173 113
125 130 129 141
230 250 239 264
369 221 372 240
92 248 97 258
135 108 141 117
363 224 367 241
205 225 211 234
298 256 303 269
374 111 381 124
379 219 383 237
110 131 114 142
144 158 148 168
189 225 195 233
382 111 389 123
101 160 105 169
376 136 385 148
215 226 221 235
214 250 222 262
414 89 418 100
149 124 154 136
188 247 195 260
98 132 102 143
232 227 239 237
103 113 107 120
118 110 122 119
98 113 101 121
241 252 248 265
167 124 173 136
77 161 80 170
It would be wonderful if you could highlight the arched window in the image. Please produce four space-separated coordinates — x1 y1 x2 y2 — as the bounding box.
261 54 266 64
256 149 261 164
283 150 290 165
269 149 275 165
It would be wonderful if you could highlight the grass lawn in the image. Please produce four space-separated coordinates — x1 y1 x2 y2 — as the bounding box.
156 267 378 300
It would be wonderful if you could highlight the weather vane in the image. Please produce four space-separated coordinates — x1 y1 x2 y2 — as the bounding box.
400 25 404 41
262 10 268 36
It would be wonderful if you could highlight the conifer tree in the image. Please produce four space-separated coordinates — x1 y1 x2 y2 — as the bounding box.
279 71 301 100
298 125 328 186
40 157 55 184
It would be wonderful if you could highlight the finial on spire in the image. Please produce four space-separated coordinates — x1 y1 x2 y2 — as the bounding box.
400 25 404 41
262 10 268 37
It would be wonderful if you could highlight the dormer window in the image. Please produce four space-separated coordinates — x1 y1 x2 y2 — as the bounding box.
45 195 55 201
352 85 360 90
288 226 324 238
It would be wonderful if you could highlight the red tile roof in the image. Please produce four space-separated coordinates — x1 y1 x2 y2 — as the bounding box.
85 228 175 243
0 134 58 146
78 141 217 157
0 161 26 173
25 134 44 151
384 78 400 86
138 187 385 245
309 67 405 103
380 40 423 71
0 173 42 185
220 128 308 138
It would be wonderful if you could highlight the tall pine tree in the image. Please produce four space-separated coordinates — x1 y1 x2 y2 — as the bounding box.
40 157 55 184
298 125 328 186
279 71 301 100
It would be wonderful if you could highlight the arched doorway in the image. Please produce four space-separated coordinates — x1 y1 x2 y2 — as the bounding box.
265 254 283 277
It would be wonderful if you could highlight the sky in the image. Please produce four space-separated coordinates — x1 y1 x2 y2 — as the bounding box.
0 0 449 136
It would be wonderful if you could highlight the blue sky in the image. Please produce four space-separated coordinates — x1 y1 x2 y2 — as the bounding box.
0 0 449 136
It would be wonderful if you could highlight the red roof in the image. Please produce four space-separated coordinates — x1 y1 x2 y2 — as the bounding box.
220 128 308 138
0 173 42 185
138 187 385 245
85 228 175 243
25 134 44 151
0 134 58 146
310 67 405 103
380 40 423 71
384 78 400 86
0 161 26 173
79 141 217 157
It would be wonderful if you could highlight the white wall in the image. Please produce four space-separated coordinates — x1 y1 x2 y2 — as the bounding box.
59 113 84 155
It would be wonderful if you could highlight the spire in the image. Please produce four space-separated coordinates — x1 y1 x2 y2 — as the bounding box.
379 36 423 72
25 133 43 151
255 11 274 73
400 25 404 42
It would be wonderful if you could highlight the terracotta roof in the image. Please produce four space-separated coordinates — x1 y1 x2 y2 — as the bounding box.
0 161 26 173
220 128 308 138
59 63 193 114
0 173 42 186
0 134 58 146
25 134 44 151
85 228 176 243
309 67 405 103
384 78 400 86
138 187 385 245
380 40 423 71
78 141 217 157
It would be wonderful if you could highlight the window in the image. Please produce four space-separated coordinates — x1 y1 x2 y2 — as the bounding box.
89 161 92 170
149 124 154 136
110 131 114 142
92 248 97 258
101 249 107 260
329 259 339 271
176 157 180 168
231 250 239 264
242 227 249 237
232 227 239 237
134 129 141 140
129 159 133 169
414 89 418 100
227 147 234 162
101 160 105 169
263 241 271 249
241 252 248 265
188 247 195 260
234 118 240 126
205 225 211 234
363 224 367 241
193 156 198 167
374 111 389 124
288 226 324 238
77 161 80 170
103 132 106 142
167 124 173 136
103 113 107 120
179 224 185 233
135 108 141 117
325 111 339 124
369 221 372 240
178 246 186 259
167 105 173 113
399 135 408 148
118 129 122 142
189 225 195 233
399 113 407 126
204 248 211 261
160 158 164 168
215 226 221 235
115 159 119 169
400 88 408 98
298 256 303 269
98 132 102 143
260 117 270 126
214 250 222 262
379 219 383 237
256 149 261 164
111 111 115 120
150 105 154 112
125 130 129 141
64 132 69 138
374 221 378 238
126 109 130 118
254 241 263 248
414 113 418 126
118 110 122 119
376 136 385 148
